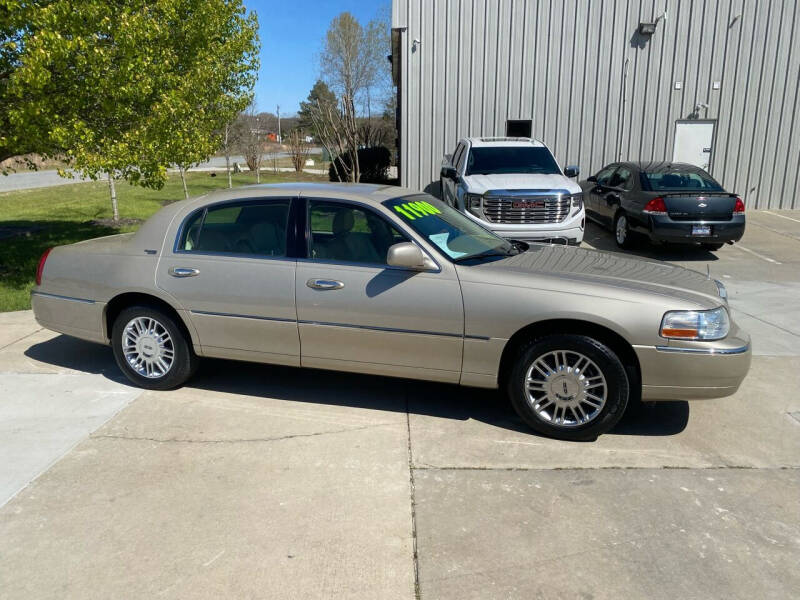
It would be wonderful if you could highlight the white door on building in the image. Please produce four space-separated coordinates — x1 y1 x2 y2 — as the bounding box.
673 120 715 170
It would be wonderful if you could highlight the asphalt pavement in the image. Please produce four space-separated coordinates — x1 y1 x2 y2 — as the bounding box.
0 210 798 599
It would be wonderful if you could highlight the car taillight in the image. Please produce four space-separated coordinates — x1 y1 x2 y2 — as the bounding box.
35 248 52 286
643 197 667 215
733 197 745 213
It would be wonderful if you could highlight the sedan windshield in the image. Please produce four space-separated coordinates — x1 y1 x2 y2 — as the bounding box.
384 195 516 262
642 168 724 192
466 146 561 176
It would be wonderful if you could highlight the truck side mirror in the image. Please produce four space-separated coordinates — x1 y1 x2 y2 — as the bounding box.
564 165 580 178
441 166 459 181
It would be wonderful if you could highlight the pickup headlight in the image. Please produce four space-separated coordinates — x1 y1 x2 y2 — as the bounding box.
570 192 583 211
465 193 483 216
660 307 730 340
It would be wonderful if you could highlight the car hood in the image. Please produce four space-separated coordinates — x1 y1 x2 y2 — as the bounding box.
462 173 581 195
457 244 722 306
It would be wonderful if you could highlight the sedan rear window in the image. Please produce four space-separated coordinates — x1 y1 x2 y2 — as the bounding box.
465 147 561 176
179 200 290 256
642 169 724 192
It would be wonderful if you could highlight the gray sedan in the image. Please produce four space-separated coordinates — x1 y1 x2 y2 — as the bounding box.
31 183 751 440
581 161 745 250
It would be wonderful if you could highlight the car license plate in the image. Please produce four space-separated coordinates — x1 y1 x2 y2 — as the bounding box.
692 225 711 236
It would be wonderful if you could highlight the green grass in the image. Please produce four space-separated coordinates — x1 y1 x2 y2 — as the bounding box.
0 170 326 311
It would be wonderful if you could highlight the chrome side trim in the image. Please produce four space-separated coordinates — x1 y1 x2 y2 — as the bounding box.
654 344 749 355
190 310 295 323
32 291 96 304
190 310 489 340
299 319 488 340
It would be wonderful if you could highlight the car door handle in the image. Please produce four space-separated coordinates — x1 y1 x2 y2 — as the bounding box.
306 278 344 290
169 267 200 278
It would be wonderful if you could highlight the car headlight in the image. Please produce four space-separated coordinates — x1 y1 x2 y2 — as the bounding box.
660 307 730 340
465 193 483 216
570 192 583 211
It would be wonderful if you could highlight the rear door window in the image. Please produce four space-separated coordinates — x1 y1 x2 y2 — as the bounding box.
179 199 291 256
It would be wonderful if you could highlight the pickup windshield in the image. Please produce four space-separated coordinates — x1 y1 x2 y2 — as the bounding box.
384 195 516 262
465 146 561 176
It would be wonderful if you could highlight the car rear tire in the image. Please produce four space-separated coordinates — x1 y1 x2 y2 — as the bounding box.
613 212 636 249
507 334 630 441
112 305 198 390
702 243 724 251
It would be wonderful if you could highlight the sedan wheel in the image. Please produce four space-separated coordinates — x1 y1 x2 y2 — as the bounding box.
112 305 198 390
525 350 607 428
614 212 635 249
508 334 630 440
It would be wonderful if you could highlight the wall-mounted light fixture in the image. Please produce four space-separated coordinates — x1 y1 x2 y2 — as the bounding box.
639 10 667 36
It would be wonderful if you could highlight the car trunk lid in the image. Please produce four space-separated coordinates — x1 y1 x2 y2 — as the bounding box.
660 193 737 221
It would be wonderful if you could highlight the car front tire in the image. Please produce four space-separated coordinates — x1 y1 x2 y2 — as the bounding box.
507 334 630 441
112 305 198 390
613 212 636 249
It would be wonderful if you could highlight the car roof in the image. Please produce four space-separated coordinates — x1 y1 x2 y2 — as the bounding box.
181 182 419 211
132 183 423 248
464 137 546 148
617 161 709 173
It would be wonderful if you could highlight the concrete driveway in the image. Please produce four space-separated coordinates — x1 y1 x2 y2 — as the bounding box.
1 211 799 599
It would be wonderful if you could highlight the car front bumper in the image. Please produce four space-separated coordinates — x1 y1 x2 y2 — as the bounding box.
634 329 752 401
634 214 746 244
464 210 585 245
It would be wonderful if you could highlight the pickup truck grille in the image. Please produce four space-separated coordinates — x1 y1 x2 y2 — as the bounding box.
482 195 571 224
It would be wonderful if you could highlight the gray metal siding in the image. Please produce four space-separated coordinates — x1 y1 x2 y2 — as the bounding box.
393 0 800 209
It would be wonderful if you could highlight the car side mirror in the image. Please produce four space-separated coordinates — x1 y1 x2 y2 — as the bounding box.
564 165 579 178
441 166 459 181
386 242 437 271
587 175 598 183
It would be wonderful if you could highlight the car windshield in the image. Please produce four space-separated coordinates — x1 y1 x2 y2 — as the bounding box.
466 146 561 176
642 168 724 191
383 194 516 262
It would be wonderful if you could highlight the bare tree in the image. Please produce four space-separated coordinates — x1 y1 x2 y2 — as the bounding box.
219 119 244 188
308 94 360 182
287 130 311 173
237 106 265 182
320 12 388 117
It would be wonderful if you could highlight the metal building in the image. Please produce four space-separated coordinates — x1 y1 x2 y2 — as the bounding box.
391 0 800 209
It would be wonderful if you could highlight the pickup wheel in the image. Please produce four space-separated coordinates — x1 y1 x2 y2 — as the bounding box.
507 334 629 441
111 305 198 390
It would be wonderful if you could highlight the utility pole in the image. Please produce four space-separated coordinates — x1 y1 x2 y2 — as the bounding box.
277 105 281 143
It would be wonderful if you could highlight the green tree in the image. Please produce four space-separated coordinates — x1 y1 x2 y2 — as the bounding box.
1 0 259 216
298 79 337 133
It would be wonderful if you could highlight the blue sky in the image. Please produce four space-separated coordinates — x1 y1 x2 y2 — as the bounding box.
245 0 389 116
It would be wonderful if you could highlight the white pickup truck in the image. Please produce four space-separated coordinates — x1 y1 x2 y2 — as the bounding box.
440 137 585 245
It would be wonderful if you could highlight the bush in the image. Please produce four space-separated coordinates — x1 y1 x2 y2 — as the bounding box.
328 146 391 183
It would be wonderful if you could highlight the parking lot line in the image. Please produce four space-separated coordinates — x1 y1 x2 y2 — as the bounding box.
763 211 800 224
733 244 782 265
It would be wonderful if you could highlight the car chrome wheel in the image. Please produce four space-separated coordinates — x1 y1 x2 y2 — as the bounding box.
524 350 607 428
122 316 175 379
615 215 628 245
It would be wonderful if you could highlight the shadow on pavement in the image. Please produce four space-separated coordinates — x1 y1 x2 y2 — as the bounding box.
584 221 721 262
27 334 690 439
